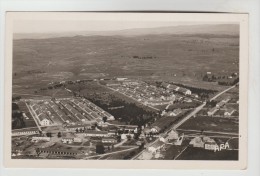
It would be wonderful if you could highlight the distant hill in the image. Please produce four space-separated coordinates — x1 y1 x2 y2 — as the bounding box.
14 24 239 39
105 24 239 36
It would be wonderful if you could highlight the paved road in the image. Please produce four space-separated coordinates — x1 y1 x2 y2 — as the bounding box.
210 84 237 101
172 84 238 130
173 102 206 129
114 139 128 148
131 102 206 160
131 84 238 160
25 102 42 131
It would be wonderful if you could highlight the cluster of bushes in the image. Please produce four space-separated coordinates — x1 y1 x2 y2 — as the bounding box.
12 102 26 129
202 73 239 86
206 100 217 107
12 112 26 129
167 83 216 100
12 96 22 101
218 77 239 86
132 55 155 60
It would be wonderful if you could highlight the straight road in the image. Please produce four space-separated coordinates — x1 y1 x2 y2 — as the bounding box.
173 102 206 129
131 102 206 160
210 84 237 102
25 102 42 131
132 84 238 160
114 139 128 148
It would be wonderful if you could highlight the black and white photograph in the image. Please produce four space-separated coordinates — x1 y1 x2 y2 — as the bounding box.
4 12 248 169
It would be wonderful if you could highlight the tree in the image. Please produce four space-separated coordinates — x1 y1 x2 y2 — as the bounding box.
12 103 19 111
35 148 41 156
202 74 209 81
102 116 107 123
117 135 121 142
46 132 52 137
57 132 62 138
134 133 140 140
96 143 105 154
139 143 145 150
129 151 136 157
127 135 132 140
200 129 204 135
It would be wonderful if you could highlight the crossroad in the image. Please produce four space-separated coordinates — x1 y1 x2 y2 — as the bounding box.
131 84 238 160
131 102 206 160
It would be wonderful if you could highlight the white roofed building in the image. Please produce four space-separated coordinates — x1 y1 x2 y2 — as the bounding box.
207 107 218 116
224 109 236 117
148 141 165 154
38 114 51 126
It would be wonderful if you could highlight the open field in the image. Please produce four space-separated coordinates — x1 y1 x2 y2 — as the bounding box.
176 146 238 160
13 32 239 96
162 143 189 160
178 116 239 133
13 86 73 100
